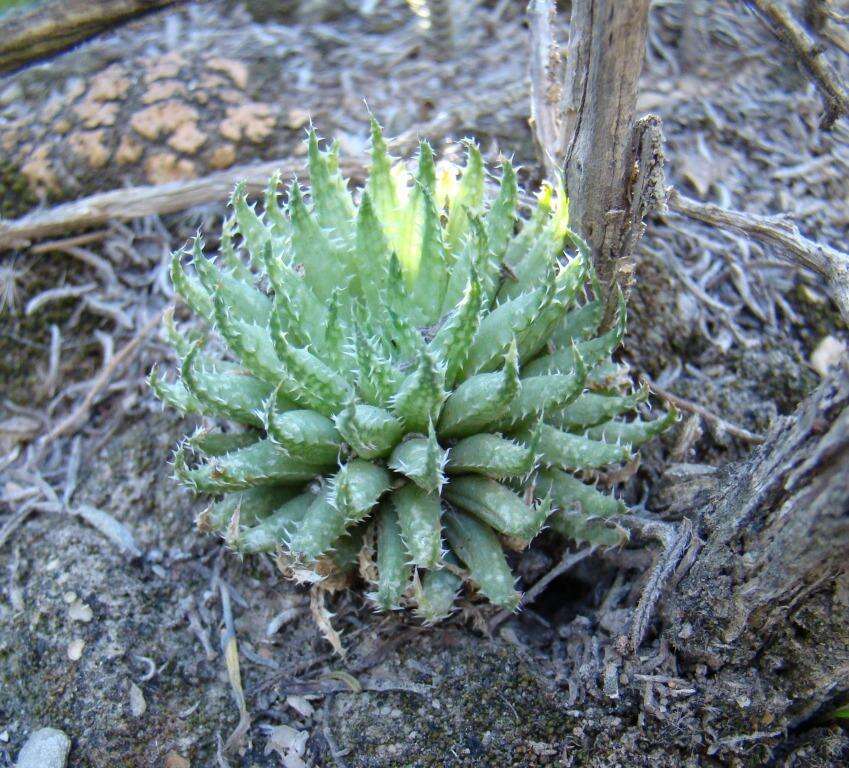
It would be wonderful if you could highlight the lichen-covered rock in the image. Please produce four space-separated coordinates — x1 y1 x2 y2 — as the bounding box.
151 120 674 622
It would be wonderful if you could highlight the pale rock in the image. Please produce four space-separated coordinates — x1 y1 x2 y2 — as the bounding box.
811 335 846 377
15 727 71 768
129 682 147 717
67 639 85 661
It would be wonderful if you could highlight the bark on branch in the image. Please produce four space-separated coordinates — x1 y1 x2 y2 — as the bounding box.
529 0 659 319
528 0 563 179
0 0 176 75
664 365 849 727
0 157 360 251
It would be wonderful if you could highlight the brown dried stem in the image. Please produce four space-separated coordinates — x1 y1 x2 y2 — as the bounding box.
528 0 563 179
667 188 849 328
0 158 362 252
745 0 849 127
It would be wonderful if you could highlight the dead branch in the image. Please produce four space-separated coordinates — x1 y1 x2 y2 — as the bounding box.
667 188 849 328
528 0 562 179
745 0 849 127
29 230 110 255
0 158 363 252
630 518 695 652
560 0 653 308
643 373 767 444
665 366 849 725
0 0 176 74
604 114 667 325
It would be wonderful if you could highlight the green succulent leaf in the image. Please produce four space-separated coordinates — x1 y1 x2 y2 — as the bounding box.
231 181 270 267
181 343 276 428
366 116 399 228
429 265 483 388
485 160 518 262
334 401 405 460
445 141 484 253
445 432 536 479
175 439 328 493
388 425 447 493
188 429 260 458
170 250 213 322
192 239 271 327
149 366 201 414
329 459 392 522
443 509 520 610
437 340 520 438
201 485 301 537
289 181 347 301
233 491 315 553
393 483 443 569
391 349 446 434
265 403 342 465
494 347 587 429
413 565 462 624
444 475 547 541
373 502 411 611
270 303 353 414
288 491 347 560
263 171 290 240
549 386 649 431
263 242 328 351
536 467 626 519
307 129 355 244
585 408 679 447
162 307 199 358
524 422 632 471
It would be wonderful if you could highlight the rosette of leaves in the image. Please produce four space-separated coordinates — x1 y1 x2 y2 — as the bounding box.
150 120 675 623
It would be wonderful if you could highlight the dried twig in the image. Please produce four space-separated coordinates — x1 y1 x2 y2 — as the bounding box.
322 696 350 768
0 159 361 252
642 373 766 444
561 0 652 295
73 504 143 556
0 507 35 550
28 230 110 254
668 188 849 327
489 546 596 632
629 518 695 652
220 581 251 755
745 0 849 127
41 308 164 444
25 283 96 315
603 113 667 326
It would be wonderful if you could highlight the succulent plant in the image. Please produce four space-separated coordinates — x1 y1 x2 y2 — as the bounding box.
150 120 675 623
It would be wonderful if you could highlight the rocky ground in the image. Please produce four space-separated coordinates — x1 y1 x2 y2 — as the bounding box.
1 1 848 766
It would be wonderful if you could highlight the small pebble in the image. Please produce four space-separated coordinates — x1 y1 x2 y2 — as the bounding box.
67 639 85 661
15 727 70 768
811 335 846 377
129 683 147 717
164 752 190 768
68 601 93 623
